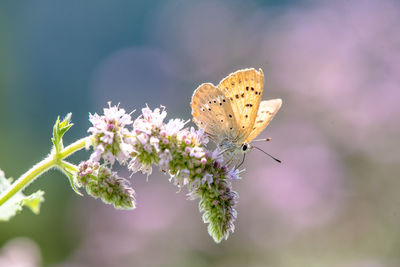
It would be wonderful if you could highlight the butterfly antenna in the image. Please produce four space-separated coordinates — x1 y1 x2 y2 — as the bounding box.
253 146 281 163
251 137 272 142
236 154 246 168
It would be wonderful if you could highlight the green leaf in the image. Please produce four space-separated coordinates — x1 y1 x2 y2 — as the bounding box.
62 167 83 196
52 113 73 153
0 169 45 221
20 190 45 214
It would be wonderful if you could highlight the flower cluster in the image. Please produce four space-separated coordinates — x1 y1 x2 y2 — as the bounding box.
76 161 135 210
73 103 137 210
87 102 134 165
82 103 241 242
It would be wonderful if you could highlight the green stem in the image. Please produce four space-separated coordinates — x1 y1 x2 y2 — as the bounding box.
59 136 91 159
0 156 55 206
0 136 90 206
61 160 79 173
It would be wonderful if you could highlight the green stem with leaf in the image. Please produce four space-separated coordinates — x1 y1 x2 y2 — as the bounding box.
0 114 90 207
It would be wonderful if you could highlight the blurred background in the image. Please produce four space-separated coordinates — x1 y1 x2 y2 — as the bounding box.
1 0 400 266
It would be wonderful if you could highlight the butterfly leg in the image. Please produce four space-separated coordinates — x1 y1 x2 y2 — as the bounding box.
222 150 239 169
236 154 246 169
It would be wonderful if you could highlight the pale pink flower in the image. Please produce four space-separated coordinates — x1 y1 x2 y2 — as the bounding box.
159 149 172 171
87 103 134 165
136 133 149 145
190 146 205 158
89 144 105 163
165 118 187 136
226 168 241 181
150 136 160 151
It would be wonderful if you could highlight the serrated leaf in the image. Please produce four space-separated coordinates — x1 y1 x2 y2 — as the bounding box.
0 169 45 221
20 190 45 214
52 116 61 150
52 113 73 153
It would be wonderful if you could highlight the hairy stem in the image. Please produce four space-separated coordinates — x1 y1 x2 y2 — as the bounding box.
59 136 91 159
0 136 90 206
61 161 79 173
0 155 55 206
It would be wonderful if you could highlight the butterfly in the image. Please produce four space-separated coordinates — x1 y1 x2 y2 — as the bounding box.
191 68 282 162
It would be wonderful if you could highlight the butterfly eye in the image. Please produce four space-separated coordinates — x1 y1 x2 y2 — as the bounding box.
241 144 248 152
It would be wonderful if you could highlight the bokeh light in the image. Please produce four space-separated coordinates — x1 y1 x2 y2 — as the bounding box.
1 0 400 266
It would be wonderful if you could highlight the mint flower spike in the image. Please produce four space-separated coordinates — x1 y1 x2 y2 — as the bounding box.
1 101 242 240
125 105 240 243
82 103 137 209
75 161 136 210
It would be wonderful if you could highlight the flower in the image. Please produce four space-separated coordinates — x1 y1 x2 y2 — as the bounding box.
165 118 187 136
190 127 209 145
76 160 100 186
136 133 149 145
84 104 241 242
128 157 152 176
76 161 136 210
190 146 205 158
89 144 105 163
226 168 242 181
159 149 172 171
87 102 134 165
209 148 224 165
150 137 160 152
140 105 167 128
126 105 239 242
201 173 213 187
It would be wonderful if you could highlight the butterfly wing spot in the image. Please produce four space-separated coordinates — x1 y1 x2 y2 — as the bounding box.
191 82 239 144
192 69 281 159
260 108 273 115
218 68 265 145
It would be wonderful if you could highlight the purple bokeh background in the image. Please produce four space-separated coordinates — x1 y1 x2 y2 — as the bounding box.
1 0 399 266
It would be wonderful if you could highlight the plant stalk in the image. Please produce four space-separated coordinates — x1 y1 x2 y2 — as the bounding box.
0 136 90 206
